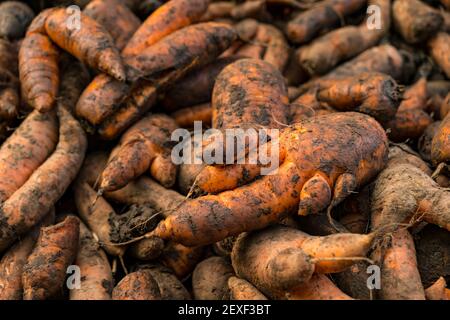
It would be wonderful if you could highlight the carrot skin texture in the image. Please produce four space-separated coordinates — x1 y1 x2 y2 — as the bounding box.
0 210 54 300
83 0 141 51
0 1 34 40
192 256 234 300
70 220 113 300
0 106 87 253
431 109 450 167
428 32 450 79
112 269 161 300
228 277 268 300
0 110 58 203
22 216 80 300
372 229 425 300
19 33 59 112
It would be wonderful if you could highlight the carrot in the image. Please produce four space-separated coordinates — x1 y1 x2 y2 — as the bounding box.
286 0 366 44
99 113 178 191
393 0 444 44
125 22 236 82
83 0 141 51
0 1 34 40
283 274 354 300
324 44 415 82
105 176 186 215
290 90 335 124
112 269 161 300
440 93 450 119
388 144 432 176
138 264 191 300
146 112 387 246
18 32 59 112
370 162 450 232
161 56 240 111
192 256 235 300
171 103 212 128
69 219 113 300
128 236 165 261
312 72 402 125
371 229 425 300
74 152 126 257
297 0 391 76
232 225 374 298
230 0 270 21
0 106 86 253
228 277 268 300
333 261 372 300
431 112 450 167
160 242 205 280
75 74 130 128
0 110 58 203
22 216 80 300
200 1 236 21
415 224 450 289
386 78 433 142
425 277 448 300
428 32 450 78
0 209 54 300
0 87 19 122
57 55 91 114
0 38 19 87
122 0 211 58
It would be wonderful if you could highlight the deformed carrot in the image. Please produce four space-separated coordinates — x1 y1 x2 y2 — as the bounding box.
22 216 80 300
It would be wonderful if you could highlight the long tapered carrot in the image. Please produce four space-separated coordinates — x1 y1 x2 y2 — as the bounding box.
0 106 87 253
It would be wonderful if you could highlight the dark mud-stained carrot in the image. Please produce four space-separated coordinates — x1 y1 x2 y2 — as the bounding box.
0 106 87 252
83 0 141 51
96 81 158 140
0 110 58 203
286 0 366 44
428 32 450 78
298 0 391 76
125 22 236 81
0 38 19 86
122 0 210 58
112 269 161 300
57 55 91 114
160 242 205 280
105 176 186 215
146 112 388 247
418 121 442 162
290 90 335 124
371 229 425 300
393 0 443 44
161 56 240 111
69 220 113 300
431 111 450 168
200 1 235 21
0 1 34 40
22 216 80 300
424 277 448 300
171 103 212 128
283 274 354 300
0 87 19 121
0 209 54 300
19 32 59 112
139 264 191 300
386 78 432 142
192 256 234 300
228 277 268 300
128 236 165 261
74 152 126 257
370 161 450 232
100 113 179 191
75 74 130 127
313 72 402 125
324 44 415 82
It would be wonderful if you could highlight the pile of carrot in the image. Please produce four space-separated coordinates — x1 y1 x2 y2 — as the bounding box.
0 0 448 301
